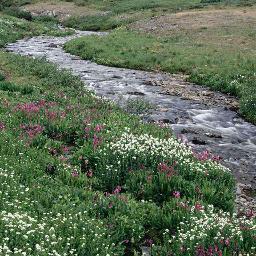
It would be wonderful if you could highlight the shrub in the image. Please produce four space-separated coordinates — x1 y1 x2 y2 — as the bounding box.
3 7 32 21
0 73 5 81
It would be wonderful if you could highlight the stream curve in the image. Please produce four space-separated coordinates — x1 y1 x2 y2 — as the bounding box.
6 30 256 210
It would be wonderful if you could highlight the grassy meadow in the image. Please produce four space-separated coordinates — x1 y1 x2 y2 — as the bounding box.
64 6 256 123
0 0 255 255
0 48 255 255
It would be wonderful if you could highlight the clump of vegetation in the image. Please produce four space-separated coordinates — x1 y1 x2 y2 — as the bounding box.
0 0 32 11
0 14 73 47
3 7 32 21
63 14 134 31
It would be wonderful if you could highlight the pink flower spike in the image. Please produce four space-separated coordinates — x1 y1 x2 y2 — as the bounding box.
94 124 103 132
71 171 79 177
225 239 230 247
0 122 5 130
113 186 122 195
62 146 70 153
173 191 181 198
86 170 93 178
245 209 254 218
195 202 203 211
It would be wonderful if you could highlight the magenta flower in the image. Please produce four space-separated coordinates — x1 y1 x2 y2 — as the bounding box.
62 146 70 153
144 239 153 247
212 155 221 162
108 202 113 209
20 124 44 139
86 170 93 178
0 122 5 131
71 171 79 177
158 162 169 173
93 134 102 149
47 101 57 108
60 111 66 119
113 186 122 195
196 245 205 256
46 110 58 120
195 202 203 211
225 238 230 247
158 162 175 175
173 191 181 198
16 102 41 115
193 150 210 161
94 124 104 132
84 126 91 133
207 246 213 256
245 209 254 218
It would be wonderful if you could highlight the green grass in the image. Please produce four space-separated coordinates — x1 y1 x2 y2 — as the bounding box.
0 0 34 11
0 49 255 255
63 0 203 31
64 28 256 124
0 13 73 47
63 0 256 31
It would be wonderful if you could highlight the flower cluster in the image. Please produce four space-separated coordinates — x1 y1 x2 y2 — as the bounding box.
164 205 256 255
0 166 122 256
102 132 230 174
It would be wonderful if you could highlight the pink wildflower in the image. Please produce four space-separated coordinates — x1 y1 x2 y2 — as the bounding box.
113 186 122 195
20 124 44 139
173 191 181 198
71 170 79 177
225 238 230 247
94 124 104 132
93 134 102 149
45 110 58 120
62 146 70 153
0 122 5 130
195 202 203 211
144 239 153 247
86 170 93 178
212 154 221 162
194 150 210 161
245 209 254 218
16 102 41 115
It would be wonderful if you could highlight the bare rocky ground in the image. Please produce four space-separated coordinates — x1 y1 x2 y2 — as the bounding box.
146 74 240 111
25 1 104 20
130 7 256 38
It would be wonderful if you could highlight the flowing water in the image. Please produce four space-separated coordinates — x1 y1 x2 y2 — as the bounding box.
6 31 256 209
